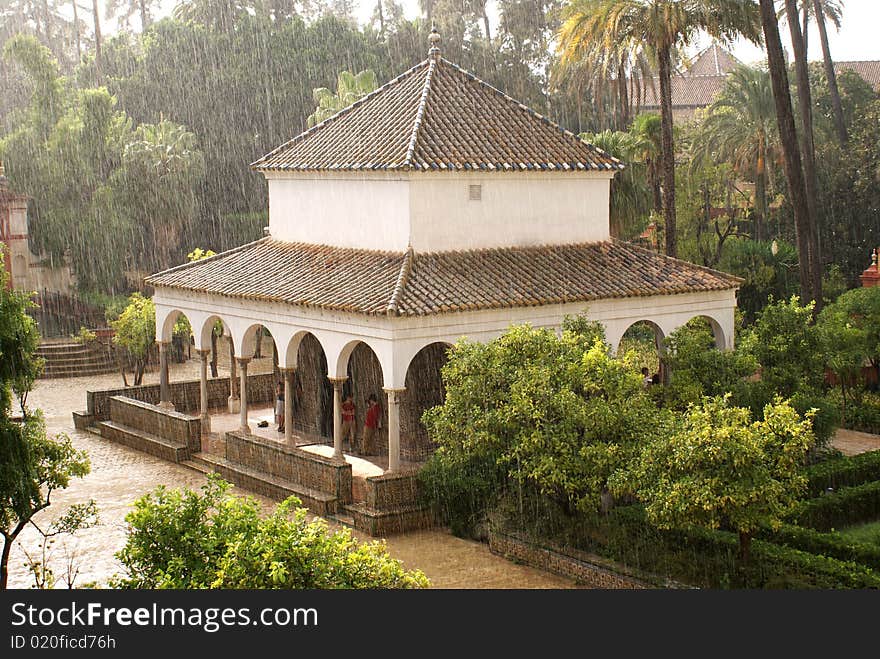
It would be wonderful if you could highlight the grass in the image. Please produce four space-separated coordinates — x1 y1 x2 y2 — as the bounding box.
838 520 880 547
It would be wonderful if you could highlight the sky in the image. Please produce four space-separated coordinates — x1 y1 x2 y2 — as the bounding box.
138 0 880 65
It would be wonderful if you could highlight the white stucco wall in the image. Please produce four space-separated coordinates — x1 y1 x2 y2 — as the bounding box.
408 173 614 251
266 173 411 251
264 171 615 252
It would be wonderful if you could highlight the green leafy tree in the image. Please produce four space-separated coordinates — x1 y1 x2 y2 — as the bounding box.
0 255 91 589
111 292 155 385
113 475 429 588
307 69 378 127
421 324 665 536
612 395 815 561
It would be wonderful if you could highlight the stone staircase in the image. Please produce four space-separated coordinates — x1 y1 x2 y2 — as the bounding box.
36 340 116 378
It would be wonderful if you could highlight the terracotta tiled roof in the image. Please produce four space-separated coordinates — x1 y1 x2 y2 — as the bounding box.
146 239 741 317
686 44 740 77
835 61 880 91
251 57 623 173
641 74 727 109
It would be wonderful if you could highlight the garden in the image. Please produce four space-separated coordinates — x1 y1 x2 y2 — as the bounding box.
418 290 880 589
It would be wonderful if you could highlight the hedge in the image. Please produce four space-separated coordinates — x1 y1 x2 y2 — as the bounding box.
500 497 880 589
793 480 880 531
806 450 880 496
757 523 880 571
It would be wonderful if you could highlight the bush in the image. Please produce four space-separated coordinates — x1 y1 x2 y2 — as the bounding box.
806 450 880 496
113 476 430 589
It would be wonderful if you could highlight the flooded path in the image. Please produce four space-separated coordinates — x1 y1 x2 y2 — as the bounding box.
6 360 579 589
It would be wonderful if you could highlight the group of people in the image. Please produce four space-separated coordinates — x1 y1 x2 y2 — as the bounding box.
641 367 661 388
274 383 382 455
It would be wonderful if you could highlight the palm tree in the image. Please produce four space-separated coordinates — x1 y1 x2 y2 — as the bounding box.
630 112 662 214
557 0 762 259
758 0 817 305
781 0 822 308
699 65 778 242
580 129 651 238
173 0 252 33
811 0 847 144
307 70 378 128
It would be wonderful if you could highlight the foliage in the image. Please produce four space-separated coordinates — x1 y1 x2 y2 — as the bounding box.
421 323 667 533
113 475 429 589
0 413 91 589
307 69 378 127
612 395 815 559
110 292 155 385
0 249 43 413
718 239 800 322
739 296 824 396
73 326 97 345
791 480 880 532
19 500 99 589
661 318 758 410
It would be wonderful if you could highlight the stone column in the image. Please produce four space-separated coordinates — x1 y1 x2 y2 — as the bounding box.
237 357 251 435
329 377 347 460
281 367 294 444
158 341 174 410
197 349 211 434
384 388 404 473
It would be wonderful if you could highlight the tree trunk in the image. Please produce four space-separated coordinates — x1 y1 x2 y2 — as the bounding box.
91 0 102 80
1 535 12 589
254 327 263 359
759 0 814 306
617 55 630 130
813 0 847 145
482 11 491 42
140 0 149 31
650 158 662 214
210 328 219 378
784 0 823 310
377 0 385 37
229 340 238 399
71 0 82 62
755 146 767 242
738 531 752 563
657 44 677 258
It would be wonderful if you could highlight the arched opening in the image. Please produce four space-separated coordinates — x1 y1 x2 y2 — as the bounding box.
402 342 451 462
293 333 332 440
199 315 233 380
618 320 665 385
686 315 726 350
240 323 280 377
343 342 386 455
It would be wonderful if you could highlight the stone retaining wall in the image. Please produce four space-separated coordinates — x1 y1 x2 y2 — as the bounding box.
488 529 655 589
86 372 276 421
109 396 202 454
225 432 352 503
364 470 422 511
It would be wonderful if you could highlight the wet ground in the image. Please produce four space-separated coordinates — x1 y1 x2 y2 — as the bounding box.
6 359 579 589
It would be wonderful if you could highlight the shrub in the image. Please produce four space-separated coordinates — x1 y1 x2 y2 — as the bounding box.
792 480 880 531
806 450 880 495
758 522 880 571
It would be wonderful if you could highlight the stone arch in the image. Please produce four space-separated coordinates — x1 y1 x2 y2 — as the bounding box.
401 342 453 462
158 309 197 364
685 314 727 350
336 341 387 455
292 332 333 439
615 320 666 383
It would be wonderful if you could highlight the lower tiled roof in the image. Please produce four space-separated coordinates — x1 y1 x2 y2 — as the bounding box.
146 239 741 316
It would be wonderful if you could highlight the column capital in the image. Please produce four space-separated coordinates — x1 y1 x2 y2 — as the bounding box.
279 366 296 374
383 387 406 403
196 348 211 357
157 340 171 348
235 356 252 366
328 376 348 388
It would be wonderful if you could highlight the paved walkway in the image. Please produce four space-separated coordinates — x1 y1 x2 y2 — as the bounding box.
831 428 880 456
6 361 579 589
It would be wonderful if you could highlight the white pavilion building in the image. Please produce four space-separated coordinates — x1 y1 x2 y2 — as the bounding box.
147 32 740 473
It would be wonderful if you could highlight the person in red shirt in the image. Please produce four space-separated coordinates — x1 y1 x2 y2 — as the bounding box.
362 394 382 456
341 392 356 452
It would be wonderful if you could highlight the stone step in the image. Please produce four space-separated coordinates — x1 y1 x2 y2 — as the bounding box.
40 365 118 379
344 501 434 537
185 452 339 516
39 353 113 365
36 343 98 355
98 420 189 463
327 511 356 528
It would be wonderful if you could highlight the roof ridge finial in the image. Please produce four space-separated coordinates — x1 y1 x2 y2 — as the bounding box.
428 24 441 61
